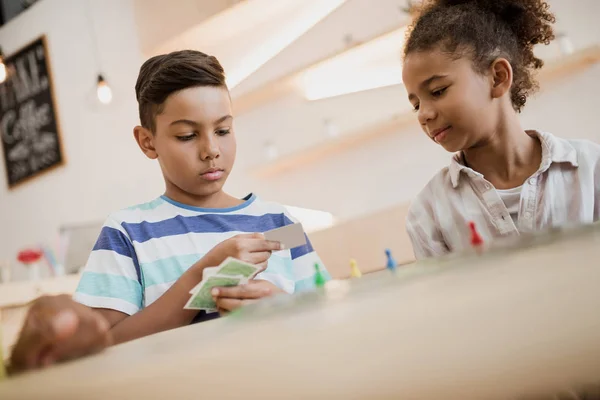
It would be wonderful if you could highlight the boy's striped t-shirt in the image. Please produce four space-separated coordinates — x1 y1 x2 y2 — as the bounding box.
73 194 330 315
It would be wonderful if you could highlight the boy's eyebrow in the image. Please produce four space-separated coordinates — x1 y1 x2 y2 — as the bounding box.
169 115 232 127
170 119 199 127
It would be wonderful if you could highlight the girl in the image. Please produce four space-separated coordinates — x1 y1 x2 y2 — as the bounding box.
403 0 600 258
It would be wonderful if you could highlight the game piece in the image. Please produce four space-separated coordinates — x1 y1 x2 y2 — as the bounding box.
314 263 326 288
385 248 397 272
469 221 484 247
264 223 307 250
349 259 362 278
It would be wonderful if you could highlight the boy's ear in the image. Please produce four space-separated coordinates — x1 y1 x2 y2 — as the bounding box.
133 126 158 159
489 58 513 100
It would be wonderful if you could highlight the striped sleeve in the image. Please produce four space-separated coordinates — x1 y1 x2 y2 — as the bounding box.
73 217 143 315
283 212 331 292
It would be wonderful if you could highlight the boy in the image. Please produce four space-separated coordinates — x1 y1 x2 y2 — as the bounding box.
74 50 330 345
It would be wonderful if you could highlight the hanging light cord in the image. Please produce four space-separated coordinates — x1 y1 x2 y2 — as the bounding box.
84 0 102 73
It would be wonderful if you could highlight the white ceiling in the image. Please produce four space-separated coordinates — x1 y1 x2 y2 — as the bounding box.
133 0 600 101
133 0 411 97
133 0 236 55
232 0 410 96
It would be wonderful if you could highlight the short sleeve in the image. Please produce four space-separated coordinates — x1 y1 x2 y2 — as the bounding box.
73 217 143 315
284 212 331 292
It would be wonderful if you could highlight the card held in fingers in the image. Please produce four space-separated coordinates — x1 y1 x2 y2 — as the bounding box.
217 257 262 279
264 223 307 250
184 275 244 310
189 266 219 294
189 258 261 295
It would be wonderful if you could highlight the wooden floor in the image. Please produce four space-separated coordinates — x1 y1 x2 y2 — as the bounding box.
1 224 600 399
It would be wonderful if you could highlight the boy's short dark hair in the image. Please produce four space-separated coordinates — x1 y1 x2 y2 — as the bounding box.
135 50 227 132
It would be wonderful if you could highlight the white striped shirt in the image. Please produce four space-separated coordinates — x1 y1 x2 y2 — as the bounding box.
406 131 600 259
74 194 330 316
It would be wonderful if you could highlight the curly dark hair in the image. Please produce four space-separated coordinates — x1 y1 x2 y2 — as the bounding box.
404 0 556 112
135 50 226 132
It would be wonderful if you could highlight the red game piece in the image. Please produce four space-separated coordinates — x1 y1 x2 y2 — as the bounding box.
469 221 483 247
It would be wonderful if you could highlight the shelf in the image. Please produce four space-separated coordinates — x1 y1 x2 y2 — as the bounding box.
232 25 407 115
538 45 600 84
251 113 416 178
249 45 600 179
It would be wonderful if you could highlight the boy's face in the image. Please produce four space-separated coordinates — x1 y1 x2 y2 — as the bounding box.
402 48 499 153
139 86 236 199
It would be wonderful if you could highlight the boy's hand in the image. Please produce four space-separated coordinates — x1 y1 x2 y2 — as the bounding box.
204 233 282 270
211 280 283 315
9 295 112 373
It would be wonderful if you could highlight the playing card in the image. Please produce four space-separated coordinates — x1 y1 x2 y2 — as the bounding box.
217 257 262 278
264 223 307 250
184 275 245 310
189 258 261 294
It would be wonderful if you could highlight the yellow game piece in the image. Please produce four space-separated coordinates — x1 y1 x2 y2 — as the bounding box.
349 259 362 278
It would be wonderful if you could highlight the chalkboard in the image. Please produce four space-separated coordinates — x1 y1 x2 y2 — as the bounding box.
0 35 64 188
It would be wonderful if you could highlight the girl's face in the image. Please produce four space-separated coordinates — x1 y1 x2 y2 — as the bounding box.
402 48 500 153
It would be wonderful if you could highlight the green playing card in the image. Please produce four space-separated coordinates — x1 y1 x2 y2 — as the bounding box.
218 258 260 278
185 275 243 310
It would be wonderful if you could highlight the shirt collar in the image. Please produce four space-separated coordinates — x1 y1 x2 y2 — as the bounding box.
448 131 578 189
534 130 579 170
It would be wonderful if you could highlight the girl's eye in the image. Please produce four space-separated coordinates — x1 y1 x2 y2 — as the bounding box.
216 129 231 136
432 87 447 97
412 104 420 112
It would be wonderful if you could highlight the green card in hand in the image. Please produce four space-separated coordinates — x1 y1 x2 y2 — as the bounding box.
189 257 262 295
217 258 261 278
184 275 244 310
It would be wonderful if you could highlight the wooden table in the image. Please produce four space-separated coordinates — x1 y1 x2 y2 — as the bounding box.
1 226 600 399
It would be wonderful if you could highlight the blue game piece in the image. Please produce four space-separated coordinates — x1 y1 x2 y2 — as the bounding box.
385 248 397 271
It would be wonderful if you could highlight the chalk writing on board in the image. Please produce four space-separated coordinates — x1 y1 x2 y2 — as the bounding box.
0 35 63 188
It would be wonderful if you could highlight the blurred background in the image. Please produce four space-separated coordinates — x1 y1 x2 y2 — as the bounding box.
0 0 599 281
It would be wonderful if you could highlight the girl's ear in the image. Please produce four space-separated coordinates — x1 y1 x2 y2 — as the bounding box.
489 58 513 100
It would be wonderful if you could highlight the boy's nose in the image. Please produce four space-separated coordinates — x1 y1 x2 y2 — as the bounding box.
199 136 220 160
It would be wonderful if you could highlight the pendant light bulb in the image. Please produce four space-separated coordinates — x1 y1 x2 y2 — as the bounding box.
97 74 112 104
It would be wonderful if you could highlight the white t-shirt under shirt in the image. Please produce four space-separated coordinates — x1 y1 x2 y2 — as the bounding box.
496 185 523 225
